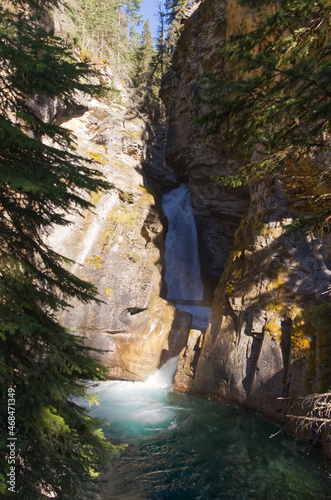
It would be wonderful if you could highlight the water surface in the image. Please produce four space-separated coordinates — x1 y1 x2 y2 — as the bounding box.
82 361 331 500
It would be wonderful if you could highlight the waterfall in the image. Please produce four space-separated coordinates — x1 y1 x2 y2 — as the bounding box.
144 355 180 388
77 186 330 500
162 184 211 329
162 184 204 301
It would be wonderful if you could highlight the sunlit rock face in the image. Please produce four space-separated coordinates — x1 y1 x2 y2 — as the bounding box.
193 176 331 423
161 0 250 298
173 329 203 392
44 65 191 381
80 296 191 382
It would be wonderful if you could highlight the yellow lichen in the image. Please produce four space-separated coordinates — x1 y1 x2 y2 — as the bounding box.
264 319 282 340
231 250 243 261
138 184 155 202
264 300 288 340
104 288 114 298
90 190 103 206
266 270 286 293
87 151 108 165
234 218 248 248
225 269 243 296
233 269 243 281
226 283 235 296
228 250 243 273
100 228 114 247
288 306 311 359
107 207 140 231
85 255 104 269
82 145 108 165
266 301 286 313
124 128 144 140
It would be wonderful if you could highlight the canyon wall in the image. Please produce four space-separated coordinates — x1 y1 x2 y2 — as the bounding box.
161 0 250 298
162 0 331 429
44 19 190 380
193 175 331 421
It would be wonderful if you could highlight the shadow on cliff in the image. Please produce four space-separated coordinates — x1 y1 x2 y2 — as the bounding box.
204 208 331 420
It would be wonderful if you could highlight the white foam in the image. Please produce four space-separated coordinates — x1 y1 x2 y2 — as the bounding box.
75 358 180 440
144 356 180 388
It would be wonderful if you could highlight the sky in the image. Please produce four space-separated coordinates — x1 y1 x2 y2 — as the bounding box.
139 0 162 42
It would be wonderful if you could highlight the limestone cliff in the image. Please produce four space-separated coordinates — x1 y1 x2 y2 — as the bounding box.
42 6 191 381
46 84 192 380
193 175 331 421
161 0 250 298
163 0 331 432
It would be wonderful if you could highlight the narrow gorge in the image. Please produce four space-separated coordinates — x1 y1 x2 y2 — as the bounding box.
1 0 330 497
46 0 331 450
48 0 331 450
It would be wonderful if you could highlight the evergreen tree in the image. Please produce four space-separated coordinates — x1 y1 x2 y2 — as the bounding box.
164 0 183 24
199 0 331 231
156 2 167 79
164 0 195 56
123 0 142 30
134 18 157 112
115 0 142 66
0 1 121 497
80 0 118 57
75 0 141 72
140 18 155 79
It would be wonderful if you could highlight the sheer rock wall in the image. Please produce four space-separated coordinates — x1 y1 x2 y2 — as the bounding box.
193 176 331 424
45 59 191 381
161 0 250 298
163 0 331 431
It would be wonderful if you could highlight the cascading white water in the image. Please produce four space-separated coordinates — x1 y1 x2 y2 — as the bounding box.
162 184 204 301
143 356 180 388
80 357 180 441
79 185 211 439
162 184 211 329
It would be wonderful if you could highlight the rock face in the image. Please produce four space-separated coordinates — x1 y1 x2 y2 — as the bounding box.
193 176 331 422
163 0 331 434
45 68 191 381
173 329 203 392
161 0 250 298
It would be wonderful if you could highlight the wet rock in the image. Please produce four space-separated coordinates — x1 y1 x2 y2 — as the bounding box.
173 329 204 392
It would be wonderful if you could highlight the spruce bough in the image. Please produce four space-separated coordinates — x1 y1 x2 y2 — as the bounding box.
0 1 120 497
199 0 331 231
